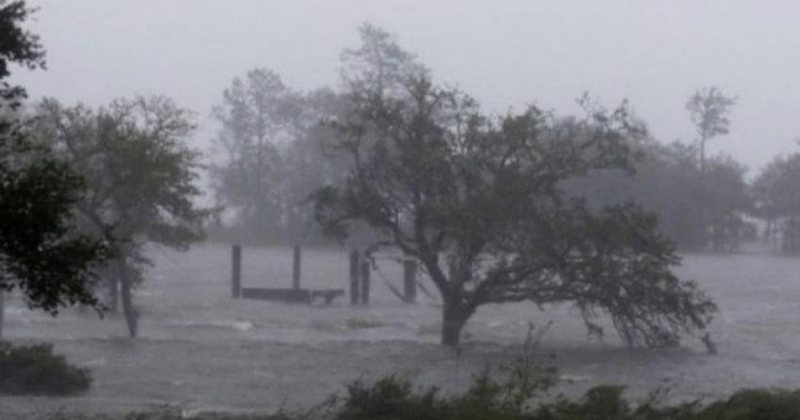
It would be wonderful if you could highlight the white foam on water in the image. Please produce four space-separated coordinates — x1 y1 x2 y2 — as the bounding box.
5 307 32 317
84 358 107 367
168 319 254 331
560 374 593 382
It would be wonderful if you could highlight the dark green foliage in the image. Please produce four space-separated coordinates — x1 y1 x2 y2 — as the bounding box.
331 377 800 420
338 376 440 420
0 1 43 77
0 0 113 314
336 369 553 420
0 342 91 395
699 389 800 420
0 148 114 312
0 0 44 105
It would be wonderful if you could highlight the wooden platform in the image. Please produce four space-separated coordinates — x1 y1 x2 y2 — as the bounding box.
240 287 345 305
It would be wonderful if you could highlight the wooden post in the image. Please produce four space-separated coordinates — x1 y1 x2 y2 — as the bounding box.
292 245 301 290
119 262 138 338
232 244 242 299
403 259 417 303
360 261 371 305
0 289 4 340
349 250 360 305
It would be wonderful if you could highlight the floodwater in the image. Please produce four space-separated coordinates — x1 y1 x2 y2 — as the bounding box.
2 243 800 416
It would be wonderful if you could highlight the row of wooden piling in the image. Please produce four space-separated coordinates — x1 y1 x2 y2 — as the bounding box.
348 250 418 304
230 244 418 305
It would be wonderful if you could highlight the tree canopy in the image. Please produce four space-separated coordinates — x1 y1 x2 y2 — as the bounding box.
0 0 112 318
686 87 737 175
210 68 354 244
313 24 716 347
31 96 209 336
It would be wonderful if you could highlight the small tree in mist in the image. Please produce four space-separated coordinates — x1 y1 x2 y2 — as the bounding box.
210 68 301 241
31 96 209 337
0 0 113 338
684 87 748 251
313 24 716 347
686 87 737 176
210 68 354 243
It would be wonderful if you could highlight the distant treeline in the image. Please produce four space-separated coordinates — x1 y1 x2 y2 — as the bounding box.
204 29 799 255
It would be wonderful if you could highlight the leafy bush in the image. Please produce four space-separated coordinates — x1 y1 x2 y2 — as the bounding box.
334 378 800 420
0 341 91 395
337 325 557 420
25 381 800 419
698 388 800 420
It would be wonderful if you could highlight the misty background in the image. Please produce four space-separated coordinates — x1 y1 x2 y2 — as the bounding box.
7 1 800 416
13 0 800 176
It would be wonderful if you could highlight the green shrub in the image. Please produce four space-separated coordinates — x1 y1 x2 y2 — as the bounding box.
333 376 800 420
24 379 800 419
338 375 442 420
697 388 800 420
335 332 557 420
0 341 91 395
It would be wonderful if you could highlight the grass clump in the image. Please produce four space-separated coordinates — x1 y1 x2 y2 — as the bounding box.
0 341 91 395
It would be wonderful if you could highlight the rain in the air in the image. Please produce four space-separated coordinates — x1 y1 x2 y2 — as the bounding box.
1 1 800 419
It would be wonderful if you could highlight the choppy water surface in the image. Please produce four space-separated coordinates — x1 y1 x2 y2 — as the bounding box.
3 243 800 416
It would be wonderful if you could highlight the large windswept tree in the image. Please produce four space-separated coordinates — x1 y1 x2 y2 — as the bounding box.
314 24 716 347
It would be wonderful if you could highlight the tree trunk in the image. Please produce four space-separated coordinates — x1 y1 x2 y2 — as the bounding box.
118 262 138 337
107 274 119 312
440 296 468 347
699 138 706 176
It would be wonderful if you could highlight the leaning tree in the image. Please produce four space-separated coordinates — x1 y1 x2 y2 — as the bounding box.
32 96 209 337
313 25 716 347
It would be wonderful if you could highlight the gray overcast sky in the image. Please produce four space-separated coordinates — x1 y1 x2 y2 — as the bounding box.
13 0 800 174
